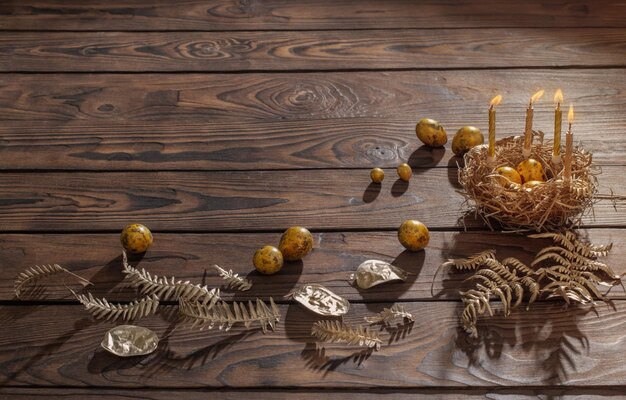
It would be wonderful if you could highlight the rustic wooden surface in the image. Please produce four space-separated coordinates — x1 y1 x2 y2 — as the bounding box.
1 1 626 398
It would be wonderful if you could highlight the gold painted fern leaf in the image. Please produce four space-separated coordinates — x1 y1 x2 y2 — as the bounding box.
179 297 280 333
311 320 382 350
211 265 252 291
364 304 414 326
444 249 497 271
71 290 159 322
122 251 220 305
14 264 92 299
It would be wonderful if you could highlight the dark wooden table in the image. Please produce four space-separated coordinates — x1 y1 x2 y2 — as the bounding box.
1 1 626 398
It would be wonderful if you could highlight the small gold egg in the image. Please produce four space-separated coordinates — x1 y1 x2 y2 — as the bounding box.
452 126 484 156
370 168 385 183
415 118 447 147
398 220 430 251
397 163 412 182
278 226 313 261
120 223 153 254
253 245 284 275
495 166 522 186
516 158 545 183
523 180 544 191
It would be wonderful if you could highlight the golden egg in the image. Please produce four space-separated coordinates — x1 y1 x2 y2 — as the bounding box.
495 166 522 185
523 180 544 191
516 158 545 183
370 168 385 183
120 223 153 254
451 126 484 156
415 118 447 147
253 245 284 275
398 220 430 251
278 226 314 261
397 163 412 182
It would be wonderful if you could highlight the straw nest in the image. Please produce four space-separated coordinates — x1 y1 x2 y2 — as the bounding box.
458 134 597 232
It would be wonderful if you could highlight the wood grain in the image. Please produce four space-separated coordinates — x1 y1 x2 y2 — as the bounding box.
2 302 626 388
3 387 626 399
1 69 626 170
3 230 625 302
1 70 625 123
2 118 626 170
0 168 623 232
1 1 625 31
2 29 626 72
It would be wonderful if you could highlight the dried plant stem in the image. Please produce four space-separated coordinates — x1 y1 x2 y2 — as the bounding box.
71 289 159 322
311 320 382 350
179 297 280 333
365 304 415 326
14 264 92 298
449 230 620 338
211 265 252 291
122 251 220 305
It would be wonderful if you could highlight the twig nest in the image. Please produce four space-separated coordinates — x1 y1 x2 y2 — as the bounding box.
458 135 597 231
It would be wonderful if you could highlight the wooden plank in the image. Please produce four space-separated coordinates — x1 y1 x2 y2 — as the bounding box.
1 70 625 123
2 387 626 399
2 29 626 72
1 69 625 170
0 169 623 232
1 118 625 170
2 301 626 388
2 230 625 302
0 1 624 31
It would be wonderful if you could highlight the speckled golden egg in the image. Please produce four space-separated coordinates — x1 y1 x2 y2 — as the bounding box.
397 163 412 182
278 226 313 261
495 166 522 186
253 245 284 275
452 126 484 156
120 223 153 254
398 220 430 252
523 180 544 191
370 168 385 183
516 158 545 183
415 118 447 147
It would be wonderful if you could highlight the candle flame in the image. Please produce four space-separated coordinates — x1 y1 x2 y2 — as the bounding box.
490 94 502 107
568 104 574 123
554 89 563 104
531 89 545 104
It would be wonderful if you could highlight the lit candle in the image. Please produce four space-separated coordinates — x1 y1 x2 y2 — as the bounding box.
553 89 563 163
523 89 545 158
563 104 574 181
488 94 502 162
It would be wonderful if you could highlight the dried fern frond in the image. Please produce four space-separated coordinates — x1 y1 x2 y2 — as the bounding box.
311 320 382 350
122 251 220 305
365 304 415 326
179 297 280 333
211 265 252 291
71 289 159 321
444 250 497 271
14 264 92 299
459 257 539 338
529 232 613 258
